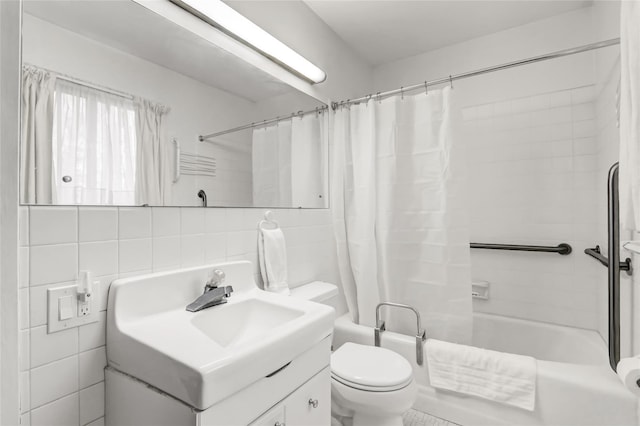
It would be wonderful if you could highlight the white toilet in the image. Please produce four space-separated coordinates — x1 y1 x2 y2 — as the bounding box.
291 282 418 426
331 342 417 426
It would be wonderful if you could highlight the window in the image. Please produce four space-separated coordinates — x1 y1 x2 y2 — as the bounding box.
52 79 137 205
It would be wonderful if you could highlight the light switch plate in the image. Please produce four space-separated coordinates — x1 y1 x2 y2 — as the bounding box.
47 283 100 333
58 295 74 320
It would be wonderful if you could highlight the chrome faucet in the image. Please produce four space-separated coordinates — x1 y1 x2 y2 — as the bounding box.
186 269 234 312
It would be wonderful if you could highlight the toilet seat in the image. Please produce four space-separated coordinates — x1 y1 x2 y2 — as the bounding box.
331 343 413 392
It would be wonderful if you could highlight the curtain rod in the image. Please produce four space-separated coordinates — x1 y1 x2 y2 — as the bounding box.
23 64 166 111
24 64 136 101
56 74 135 101
331 38 620 110
199 105 328 142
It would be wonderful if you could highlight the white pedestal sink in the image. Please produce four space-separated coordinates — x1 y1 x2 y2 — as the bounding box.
106 261 335 414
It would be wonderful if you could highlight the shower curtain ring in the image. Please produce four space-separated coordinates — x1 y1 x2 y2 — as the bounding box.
401 86 404 100
377 92 381 104
424 81 428 96
449 75 454 89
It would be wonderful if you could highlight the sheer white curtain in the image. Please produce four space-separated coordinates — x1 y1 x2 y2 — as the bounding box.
332 87 472 344
252 121 292 207
135 99 170 206
21 65 56 204
53 79 137 205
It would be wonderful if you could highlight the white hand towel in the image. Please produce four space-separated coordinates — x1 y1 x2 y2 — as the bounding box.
258 227 290 295
426 339 536 411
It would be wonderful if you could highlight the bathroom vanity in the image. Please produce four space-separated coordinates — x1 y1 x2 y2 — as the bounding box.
105 261 334 425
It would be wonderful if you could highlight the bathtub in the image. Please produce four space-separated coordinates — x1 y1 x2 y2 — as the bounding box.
332 312 638 426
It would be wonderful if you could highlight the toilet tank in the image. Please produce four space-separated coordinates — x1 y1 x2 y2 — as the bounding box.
290 281 341 311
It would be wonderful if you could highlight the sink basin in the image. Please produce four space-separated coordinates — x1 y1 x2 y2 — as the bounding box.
191 298 304 348
106 261 334 410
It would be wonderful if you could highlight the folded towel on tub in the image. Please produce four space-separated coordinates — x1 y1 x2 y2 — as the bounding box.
426 339 536 411
258 227 290 295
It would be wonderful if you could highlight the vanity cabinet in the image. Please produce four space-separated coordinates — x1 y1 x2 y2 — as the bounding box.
250 367 329 426
106 336 332 426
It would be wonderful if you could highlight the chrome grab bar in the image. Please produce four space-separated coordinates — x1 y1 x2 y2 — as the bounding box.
375 302 427 365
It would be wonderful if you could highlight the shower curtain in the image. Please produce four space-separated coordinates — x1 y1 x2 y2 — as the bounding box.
252 114 326 207
332 87 473 344
620 0 640 231
252 121 293 207
291 113 326 208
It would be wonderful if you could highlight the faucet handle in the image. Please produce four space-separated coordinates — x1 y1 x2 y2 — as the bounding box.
212 269 225 283
206 269 226 288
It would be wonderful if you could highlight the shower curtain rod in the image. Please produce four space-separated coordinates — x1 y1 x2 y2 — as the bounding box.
331 38 620 110
199 105 328 142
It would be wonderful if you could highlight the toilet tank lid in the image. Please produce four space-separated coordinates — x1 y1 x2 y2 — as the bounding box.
289 281 338 302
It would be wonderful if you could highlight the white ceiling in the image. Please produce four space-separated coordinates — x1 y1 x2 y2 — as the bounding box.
304 0 592 66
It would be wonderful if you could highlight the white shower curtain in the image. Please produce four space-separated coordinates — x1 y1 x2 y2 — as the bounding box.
252 121 293 207
620 0 640 231
332 87 472 344
291 113 326 208
252 113 327 207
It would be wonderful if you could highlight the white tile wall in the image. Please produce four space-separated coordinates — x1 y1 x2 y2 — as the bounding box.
19 205 339 425
464 85 601 330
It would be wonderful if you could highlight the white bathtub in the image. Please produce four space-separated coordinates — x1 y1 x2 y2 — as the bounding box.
332 312 638 426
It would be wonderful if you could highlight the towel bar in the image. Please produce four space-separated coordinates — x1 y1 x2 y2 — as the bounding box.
375 302 427 366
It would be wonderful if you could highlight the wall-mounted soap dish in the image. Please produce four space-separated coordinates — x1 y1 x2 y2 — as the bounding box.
472 280 489 300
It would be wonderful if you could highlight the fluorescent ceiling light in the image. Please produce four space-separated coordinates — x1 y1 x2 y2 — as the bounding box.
171 0 327 84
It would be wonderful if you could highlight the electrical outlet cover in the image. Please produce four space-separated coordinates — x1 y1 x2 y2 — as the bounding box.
47 283 100 333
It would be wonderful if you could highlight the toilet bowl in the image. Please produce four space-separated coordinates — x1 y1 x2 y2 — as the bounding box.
290 283 417 426
330 342 417 426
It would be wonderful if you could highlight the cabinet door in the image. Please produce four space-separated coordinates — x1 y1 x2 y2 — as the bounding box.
284 367 330 426
249 404 285 426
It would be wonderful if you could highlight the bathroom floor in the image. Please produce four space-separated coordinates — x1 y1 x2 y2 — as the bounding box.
403 410 459 426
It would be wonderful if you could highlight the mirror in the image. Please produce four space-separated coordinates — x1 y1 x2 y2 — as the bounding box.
20 0 329 208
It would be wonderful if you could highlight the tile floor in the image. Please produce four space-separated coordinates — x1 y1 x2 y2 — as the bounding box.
403 409 459 426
